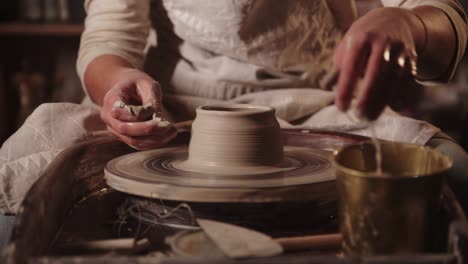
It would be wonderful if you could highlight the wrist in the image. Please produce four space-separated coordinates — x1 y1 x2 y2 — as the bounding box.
406 6 456 81
357 7 424 52
377 7 437 80
400 8 428 57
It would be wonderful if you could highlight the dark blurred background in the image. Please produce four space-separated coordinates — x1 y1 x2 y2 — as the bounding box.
0 1 467 151
0 0 86 145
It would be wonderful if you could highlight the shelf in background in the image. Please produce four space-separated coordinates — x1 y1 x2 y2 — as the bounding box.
0 23 83 36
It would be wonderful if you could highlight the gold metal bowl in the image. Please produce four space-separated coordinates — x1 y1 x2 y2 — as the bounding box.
334 142 452 257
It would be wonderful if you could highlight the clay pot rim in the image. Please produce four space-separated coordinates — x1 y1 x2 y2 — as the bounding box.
197 104 274 117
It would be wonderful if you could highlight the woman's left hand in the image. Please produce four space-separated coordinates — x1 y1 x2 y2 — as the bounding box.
333 7 420 120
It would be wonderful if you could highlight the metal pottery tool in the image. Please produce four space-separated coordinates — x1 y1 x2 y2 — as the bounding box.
197 219 342 259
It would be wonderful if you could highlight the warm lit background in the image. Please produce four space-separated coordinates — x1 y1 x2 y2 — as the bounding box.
0 1 467 151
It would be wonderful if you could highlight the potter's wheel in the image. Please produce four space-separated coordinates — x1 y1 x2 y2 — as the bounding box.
105 145 336 203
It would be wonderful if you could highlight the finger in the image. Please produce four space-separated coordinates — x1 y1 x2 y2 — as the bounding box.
389 51 415 111
333 38 346 68
109 125 177 150
110 105 139 122
103 88 142 122
108 125 177 150
359 43 405 120
335 34 371 112
111 102 157 122
360 66 392 121
108 126 175 150
356 39 390 119
136 79 162 111
109 80 143 105
102 114 172 137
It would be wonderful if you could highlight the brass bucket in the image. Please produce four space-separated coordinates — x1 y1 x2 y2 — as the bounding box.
334 142 453 257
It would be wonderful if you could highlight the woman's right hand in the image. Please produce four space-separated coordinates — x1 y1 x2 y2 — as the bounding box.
100 68 177 150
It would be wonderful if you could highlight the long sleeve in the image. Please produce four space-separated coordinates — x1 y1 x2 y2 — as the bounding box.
76 0 151 92
381 0 467 81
